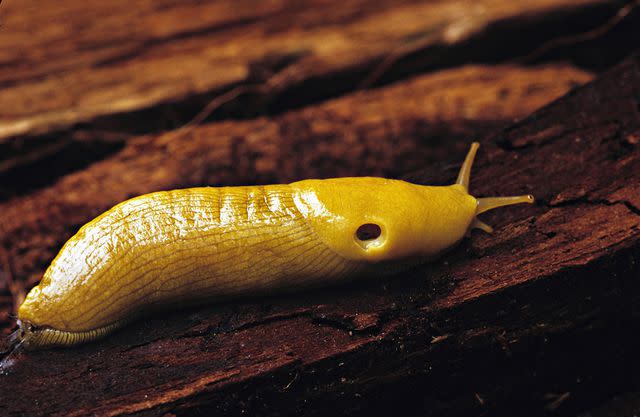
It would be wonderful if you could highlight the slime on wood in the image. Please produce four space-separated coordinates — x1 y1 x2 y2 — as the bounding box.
8 142 534 352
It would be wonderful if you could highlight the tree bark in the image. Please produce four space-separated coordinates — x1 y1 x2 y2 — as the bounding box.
1 0 640 415
0 0 627 187
0 51 638 417
0 0 614 141
0 63 592 306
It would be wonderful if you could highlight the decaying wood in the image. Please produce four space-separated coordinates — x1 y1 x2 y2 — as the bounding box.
2 0 640 415
0 0 612 139
0 49 637 417
0 0 624 180
0 64 593 314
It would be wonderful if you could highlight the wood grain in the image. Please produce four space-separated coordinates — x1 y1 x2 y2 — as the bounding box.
0 0 609 141
0 64 592 305
2 0 640 415
0 54 637 417
1 0 623 191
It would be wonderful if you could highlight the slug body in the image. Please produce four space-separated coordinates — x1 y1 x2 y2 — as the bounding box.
16 143 534 349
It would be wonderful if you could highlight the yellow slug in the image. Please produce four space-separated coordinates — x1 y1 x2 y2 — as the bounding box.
15 143 533 349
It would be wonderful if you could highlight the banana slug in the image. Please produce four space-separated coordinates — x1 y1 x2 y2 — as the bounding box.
15 142 533 349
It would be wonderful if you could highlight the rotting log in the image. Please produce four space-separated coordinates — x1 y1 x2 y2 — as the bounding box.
0 50 638 417
0 62 594 202
0 0 633 188
0 63 592 318
0 0 616 140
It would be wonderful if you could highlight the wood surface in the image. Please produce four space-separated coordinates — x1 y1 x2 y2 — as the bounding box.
1 55 638 416
0 0 627 194
1 0 639 416
0 0 612 141
0 63 593 312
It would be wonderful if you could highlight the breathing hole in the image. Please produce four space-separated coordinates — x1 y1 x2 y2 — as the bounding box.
356 223 382 241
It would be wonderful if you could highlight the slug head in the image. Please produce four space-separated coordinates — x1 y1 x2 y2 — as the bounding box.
292 178 478 262
291 142 534 263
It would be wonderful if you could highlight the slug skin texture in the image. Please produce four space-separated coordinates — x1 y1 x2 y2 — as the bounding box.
16 143 534 349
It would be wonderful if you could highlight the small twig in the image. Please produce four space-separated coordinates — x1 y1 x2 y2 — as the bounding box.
360 1 637 89
512 0 639 64
544 391 571 411
281 372 299 391
157 64 301 144
0 138 73 175
152 1 637 145
357 30 443 90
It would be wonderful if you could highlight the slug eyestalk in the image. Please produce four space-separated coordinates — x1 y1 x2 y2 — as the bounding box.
456 142 535 234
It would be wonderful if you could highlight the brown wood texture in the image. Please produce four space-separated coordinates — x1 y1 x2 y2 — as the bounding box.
1 0 640 415
0 52 638 417
0 63 593 312
0 0 610 141
0 0 628 195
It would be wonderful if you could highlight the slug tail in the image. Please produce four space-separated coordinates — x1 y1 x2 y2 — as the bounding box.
455 141 480 191
14 319 127 350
